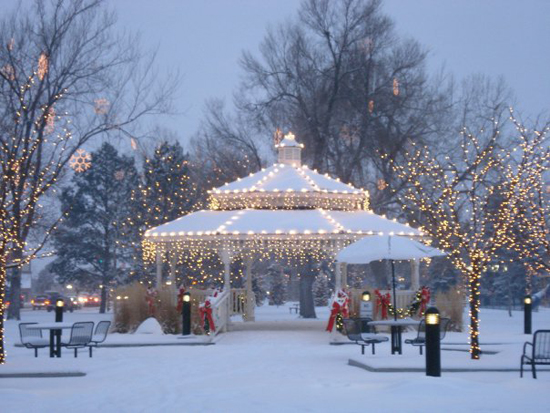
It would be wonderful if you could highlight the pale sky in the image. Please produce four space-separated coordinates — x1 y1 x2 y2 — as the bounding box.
22 1 550 144
115 0 549 143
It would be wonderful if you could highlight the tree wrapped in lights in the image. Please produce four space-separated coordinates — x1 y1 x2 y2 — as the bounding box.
505 114 550 286
391 116 539 359
0 0 175 363
139 141 199 229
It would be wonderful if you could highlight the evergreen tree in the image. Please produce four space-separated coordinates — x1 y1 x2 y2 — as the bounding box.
139 141 198 229
268 264 286 306
252 272 266 306
51 143 140 312
134 141 199 284
313 272 330 306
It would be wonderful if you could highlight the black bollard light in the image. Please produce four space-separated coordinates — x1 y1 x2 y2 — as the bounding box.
182 292 191 336
425 307 441 377
524 295 532 335
55 298 64 322
55 298 64 357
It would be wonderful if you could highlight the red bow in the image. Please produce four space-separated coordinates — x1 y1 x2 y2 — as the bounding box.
375 289 391 320
199 300 216 333
145 289 157 316
420 287 430 315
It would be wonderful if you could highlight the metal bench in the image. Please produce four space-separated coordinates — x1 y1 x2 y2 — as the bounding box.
404 317 451 355
19 323 49 357
521 330 550 379
343 318 389 355
61 321 94 358
289 304 300 314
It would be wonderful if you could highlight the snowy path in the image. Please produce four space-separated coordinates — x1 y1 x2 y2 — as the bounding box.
1 305 549 412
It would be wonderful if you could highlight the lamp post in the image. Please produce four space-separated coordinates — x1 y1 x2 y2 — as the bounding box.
524 295 532 335
55 299 64 357
425 307 441 377
359 290 372 332
55 298 64 322
182 292 191 336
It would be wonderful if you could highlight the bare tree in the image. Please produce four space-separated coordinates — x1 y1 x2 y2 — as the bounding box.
237 0 453 212
0 0 176 362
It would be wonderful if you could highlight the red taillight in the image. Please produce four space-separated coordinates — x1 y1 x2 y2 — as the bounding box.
94 297 99 302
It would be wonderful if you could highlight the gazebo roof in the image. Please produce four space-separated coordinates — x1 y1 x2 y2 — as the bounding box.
212 164 360 193
208 164 368 211
144 209 421 240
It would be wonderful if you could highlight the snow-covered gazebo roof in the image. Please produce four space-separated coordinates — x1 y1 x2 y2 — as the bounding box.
143 132 421 261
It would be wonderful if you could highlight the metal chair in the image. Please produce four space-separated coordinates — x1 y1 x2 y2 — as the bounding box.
404 317 451 355
343 318 389 355
521 330 550 379
87 320 111 357
61 321 94 358
19 323 49 357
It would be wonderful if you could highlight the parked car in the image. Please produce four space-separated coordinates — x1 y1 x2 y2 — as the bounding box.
66 295 82 310
31 295 49 310
46 292 77 312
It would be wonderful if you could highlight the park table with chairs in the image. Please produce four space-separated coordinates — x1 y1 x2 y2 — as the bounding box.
19 320 111 358
368 318 421 355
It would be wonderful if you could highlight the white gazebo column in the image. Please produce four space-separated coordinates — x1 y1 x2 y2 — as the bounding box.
169 251 177 304
219 249 233 333
169 251 177 285
244 257 255 322
155 249 163 289
411 259 420 290
342 263 348 288
220 249 232 291
335 261 342 290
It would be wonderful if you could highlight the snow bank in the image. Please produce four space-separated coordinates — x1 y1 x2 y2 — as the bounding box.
134 317 164 335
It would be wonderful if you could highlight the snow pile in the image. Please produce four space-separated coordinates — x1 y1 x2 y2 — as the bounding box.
134 317 164 335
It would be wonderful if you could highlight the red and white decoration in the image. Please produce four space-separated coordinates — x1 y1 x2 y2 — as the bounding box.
199 289 222 333
326 289 349 332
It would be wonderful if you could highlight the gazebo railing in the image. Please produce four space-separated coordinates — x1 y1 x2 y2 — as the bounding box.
212 290 230 335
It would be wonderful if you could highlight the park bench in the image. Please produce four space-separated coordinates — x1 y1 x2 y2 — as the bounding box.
404 317 451 355
289 303 300 314
343 318 389 355
520 330 550 379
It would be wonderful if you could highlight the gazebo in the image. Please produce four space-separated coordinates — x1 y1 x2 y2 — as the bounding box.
143 133 422 331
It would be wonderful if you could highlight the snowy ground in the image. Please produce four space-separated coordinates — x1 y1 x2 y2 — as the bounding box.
1 304 549 413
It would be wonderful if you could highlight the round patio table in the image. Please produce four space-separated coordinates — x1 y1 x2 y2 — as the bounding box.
368 318 420 355
27 322 74 358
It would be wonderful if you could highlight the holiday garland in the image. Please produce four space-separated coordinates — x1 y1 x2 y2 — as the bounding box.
375 286 430 319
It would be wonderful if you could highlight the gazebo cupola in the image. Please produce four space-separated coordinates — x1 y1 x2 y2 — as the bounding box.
276 132 303 167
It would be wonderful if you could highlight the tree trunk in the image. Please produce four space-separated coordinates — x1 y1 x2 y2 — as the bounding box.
7 248 23 320
0 254 6 363
469 271 481 359
99 284 107 314
508 280 514 317
299 258 317 319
